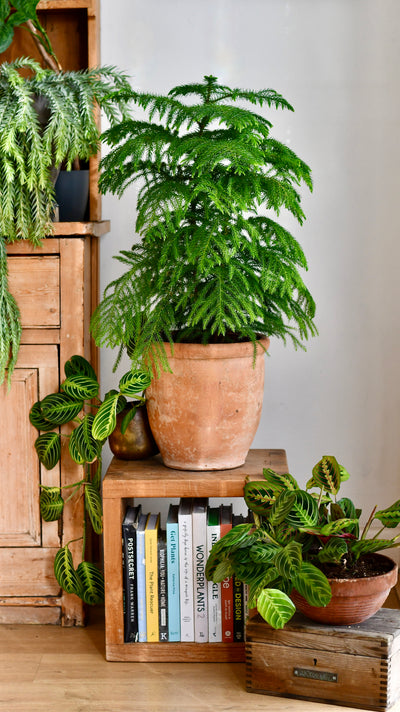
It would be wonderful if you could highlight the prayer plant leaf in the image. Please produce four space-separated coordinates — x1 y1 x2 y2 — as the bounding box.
256 588 296 629
34 432 61 470
39 486 64 522
84 483 103 535
91 393 119 440
54 545 81 596
76 562 104 605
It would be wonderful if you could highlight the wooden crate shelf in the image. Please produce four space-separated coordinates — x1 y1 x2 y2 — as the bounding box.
102 448 288 662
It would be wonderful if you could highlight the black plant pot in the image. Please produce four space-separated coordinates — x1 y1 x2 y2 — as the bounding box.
55 170 90 222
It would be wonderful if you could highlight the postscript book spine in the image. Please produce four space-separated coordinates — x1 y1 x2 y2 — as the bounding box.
122 504 142 643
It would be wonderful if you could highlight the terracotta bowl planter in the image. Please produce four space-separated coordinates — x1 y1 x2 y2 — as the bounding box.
291 554 398 625
145 337 269 471
108 403 159 461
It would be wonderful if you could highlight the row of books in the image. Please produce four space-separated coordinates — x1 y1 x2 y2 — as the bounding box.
122 498 249 643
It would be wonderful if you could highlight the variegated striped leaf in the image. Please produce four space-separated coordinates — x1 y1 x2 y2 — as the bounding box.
269 490 297 526
312 455 341 495
29 401 55 432
317 538 348 564
61 374 99 400
262 468 299 493
34 432 61 470
40 486 64 521
274 541 302 579
244 481 275 515
91 393 119 440
64 354 97 380
41 392 83 425
293 561 332 607
249 543 279 564
375 500 400 529
319 518 358 536
69 415 101 465
54 545 81 596
286 490 319 529
257 588 296 629
76 562 104 605
205 522 253 581
84 483 103 535
350 538 398 559
118 369 151 396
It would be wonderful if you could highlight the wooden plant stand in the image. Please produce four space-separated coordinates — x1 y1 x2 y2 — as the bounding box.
102 448 288 662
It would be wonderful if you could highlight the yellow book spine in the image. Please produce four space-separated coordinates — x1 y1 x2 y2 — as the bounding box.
145 514 160 642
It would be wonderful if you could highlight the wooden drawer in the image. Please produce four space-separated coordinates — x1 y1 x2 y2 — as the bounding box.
8 255 60 328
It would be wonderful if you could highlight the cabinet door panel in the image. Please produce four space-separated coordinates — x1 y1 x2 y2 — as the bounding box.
0 346 60 551
8 255 60 328
0 548 60 596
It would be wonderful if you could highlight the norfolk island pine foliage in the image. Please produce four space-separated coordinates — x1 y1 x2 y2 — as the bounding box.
91 75 317 371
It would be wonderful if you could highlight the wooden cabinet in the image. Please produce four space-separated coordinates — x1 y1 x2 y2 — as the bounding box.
102 449 288 662
0 2 107 625
0 225 109 625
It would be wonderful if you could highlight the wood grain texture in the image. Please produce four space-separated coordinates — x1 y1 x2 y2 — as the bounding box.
8 256 60 328
246 610 400 711
1 609 400 712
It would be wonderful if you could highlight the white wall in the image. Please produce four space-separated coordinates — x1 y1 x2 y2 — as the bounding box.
99 0 400 514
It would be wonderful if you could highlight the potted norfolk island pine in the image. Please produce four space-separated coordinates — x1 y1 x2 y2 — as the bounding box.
205 456 400 629
0 1 131 384
91 75 317 471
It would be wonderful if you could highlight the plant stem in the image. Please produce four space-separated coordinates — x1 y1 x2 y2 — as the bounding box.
360 505 377 540
26 19 62 73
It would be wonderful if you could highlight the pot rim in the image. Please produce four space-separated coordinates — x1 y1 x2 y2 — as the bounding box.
325 554 398 594
158 336 270 360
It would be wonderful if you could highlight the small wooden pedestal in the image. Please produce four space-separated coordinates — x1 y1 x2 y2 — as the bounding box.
246 609 400 711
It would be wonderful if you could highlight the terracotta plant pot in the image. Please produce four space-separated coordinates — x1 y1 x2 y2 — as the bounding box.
108 403 159 460
145 337 269 471
291 554 398 625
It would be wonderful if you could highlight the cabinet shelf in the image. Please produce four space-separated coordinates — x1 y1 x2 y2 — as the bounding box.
103 448 288 662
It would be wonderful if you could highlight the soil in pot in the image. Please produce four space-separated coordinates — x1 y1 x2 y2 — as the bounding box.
292 553 398 626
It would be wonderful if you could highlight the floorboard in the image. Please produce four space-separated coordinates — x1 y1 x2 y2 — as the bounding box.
0 603 399 712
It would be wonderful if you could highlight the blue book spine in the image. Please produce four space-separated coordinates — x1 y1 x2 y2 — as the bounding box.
166 515 180 641
136 521 147 642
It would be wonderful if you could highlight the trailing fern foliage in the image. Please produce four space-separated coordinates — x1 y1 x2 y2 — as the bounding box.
0 236 21 386
92 75 317 368
0 58 131 383
0 58 131 245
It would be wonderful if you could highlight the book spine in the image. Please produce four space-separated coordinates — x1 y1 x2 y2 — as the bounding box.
145 524 159 642
136 529 147 642
166 520 180 641
122 522 138 642
220 513 233 643
233 575 245 642
207 524 222 642
158 532 168 642
193 509 208 642
179 507 194 641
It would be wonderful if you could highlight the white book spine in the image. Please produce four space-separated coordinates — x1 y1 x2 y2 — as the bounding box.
206 520 222 642
178 502 194 642
192 505 208 643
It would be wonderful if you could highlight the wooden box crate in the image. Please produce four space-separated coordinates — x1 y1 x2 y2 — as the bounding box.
246 609 400 711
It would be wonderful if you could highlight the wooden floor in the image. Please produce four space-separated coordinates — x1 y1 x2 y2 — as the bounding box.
1 604 400 712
